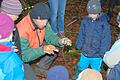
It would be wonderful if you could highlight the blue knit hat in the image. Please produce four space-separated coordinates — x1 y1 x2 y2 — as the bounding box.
87 0 101 14
46 66 69 80
30 3 50 19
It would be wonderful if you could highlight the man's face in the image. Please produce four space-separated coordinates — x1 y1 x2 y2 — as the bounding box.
33 19 48 29
89 14 99 20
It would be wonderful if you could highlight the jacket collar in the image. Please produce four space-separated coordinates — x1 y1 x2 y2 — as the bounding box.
26 14 37 30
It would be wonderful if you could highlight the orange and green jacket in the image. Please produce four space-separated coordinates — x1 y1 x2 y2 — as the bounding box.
17 15 61 62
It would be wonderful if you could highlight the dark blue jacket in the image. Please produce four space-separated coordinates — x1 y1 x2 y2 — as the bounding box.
107 62 120 80
76 13 111 58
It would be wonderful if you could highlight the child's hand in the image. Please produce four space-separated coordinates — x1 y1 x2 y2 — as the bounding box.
59 37 72 46
13 46 19 53
44 45 59 54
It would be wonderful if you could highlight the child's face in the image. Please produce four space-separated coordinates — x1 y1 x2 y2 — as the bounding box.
89 14 99 20
33 19 48 29
6 13 18 21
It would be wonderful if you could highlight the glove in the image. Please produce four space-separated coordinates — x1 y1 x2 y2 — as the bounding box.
59 37 72 46
44 45 59 54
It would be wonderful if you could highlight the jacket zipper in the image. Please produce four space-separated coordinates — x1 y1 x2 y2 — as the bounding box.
36 29 41 47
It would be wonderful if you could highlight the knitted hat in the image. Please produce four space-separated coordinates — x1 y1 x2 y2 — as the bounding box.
87 0 101 14
77 69 103 80
0 13 14 40
46 66 69 80
1 0 22 15
30 3 50 19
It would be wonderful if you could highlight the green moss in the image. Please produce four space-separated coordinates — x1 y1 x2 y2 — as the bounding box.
68 49 80 56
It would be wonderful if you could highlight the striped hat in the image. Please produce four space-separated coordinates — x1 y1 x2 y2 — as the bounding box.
1 0 22 15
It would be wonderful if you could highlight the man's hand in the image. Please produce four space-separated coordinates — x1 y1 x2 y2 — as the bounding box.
44 45 59 54
59 37 72 46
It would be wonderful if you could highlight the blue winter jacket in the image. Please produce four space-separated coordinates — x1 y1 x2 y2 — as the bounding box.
76 13 111 58
107 62 120 80
0 42 24 80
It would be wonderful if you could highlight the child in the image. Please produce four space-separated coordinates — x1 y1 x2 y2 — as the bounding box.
75 0 111 78
0 0 23 53
46 66 69 80
0 0 22 21
103 12 120 80
0 13 24 80
77 69 103 80
106 62 120 80
103 12 120 68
